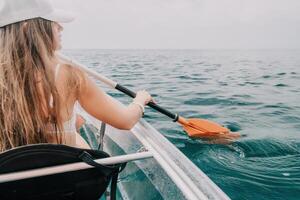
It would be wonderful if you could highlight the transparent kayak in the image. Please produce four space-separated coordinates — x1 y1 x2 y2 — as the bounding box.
79 109 230 200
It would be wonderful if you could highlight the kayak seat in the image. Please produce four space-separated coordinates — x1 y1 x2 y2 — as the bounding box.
0 144 126 200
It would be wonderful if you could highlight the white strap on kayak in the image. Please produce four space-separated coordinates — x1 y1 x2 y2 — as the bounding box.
0 152 153 183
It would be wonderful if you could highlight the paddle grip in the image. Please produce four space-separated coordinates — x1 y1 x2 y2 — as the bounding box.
115 84 179 121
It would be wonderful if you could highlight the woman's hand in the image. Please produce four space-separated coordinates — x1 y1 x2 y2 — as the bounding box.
134 90 153 106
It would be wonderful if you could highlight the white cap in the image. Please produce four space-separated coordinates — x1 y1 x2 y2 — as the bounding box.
0 0 75 27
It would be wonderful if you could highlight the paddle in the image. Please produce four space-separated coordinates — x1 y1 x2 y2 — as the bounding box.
58 53 240 140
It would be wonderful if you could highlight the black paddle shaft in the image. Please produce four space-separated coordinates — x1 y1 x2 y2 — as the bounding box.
115 84 179 122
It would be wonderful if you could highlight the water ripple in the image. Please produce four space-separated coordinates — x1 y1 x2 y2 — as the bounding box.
64 49 300 200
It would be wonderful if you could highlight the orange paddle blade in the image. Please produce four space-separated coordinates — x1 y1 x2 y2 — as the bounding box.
178 117 240 139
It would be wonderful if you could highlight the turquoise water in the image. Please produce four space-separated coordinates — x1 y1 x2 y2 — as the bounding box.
65 49 300 200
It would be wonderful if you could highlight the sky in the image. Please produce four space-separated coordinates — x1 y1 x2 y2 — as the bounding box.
53 0 300 49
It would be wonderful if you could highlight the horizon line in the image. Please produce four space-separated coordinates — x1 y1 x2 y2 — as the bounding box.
62 48 300 51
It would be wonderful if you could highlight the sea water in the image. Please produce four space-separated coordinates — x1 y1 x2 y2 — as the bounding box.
64 49 300 200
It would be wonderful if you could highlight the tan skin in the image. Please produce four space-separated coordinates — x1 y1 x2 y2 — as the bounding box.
51 22 153 148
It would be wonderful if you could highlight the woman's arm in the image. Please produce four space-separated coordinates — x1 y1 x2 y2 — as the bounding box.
77 71 152 130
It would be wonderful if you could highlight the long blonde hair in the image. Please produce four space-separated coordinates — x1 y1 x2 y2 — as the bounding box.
0 18 64 151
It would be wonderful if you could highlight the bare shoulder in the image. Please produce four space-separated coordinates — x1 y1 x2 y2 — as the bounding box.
57 61 88 98
58 61 81 73
58 61 86 80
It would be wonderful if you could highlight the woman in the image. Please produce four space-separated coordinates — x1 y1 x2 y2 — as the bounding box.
0 0 152 151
